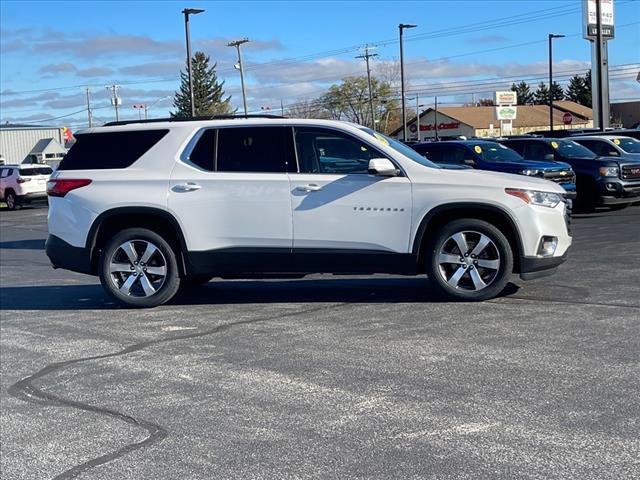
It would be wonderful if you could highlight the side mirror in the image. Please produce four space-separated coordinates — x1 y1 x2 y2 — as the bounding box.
368 158 399 176
608 151 619 156
463 158 476 166
544 153 555 161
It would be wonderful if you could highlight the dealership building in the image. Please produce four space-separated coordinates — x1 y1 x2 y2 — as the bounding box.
0 124 70 166
391 101 594 141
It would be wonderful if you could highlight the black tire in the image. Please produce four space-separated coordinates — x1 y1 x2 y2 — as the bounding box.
99 228 181 308
608 203 629 211
181 274 214 287
574 177 596 213
4 191 17 210
425 218 514 301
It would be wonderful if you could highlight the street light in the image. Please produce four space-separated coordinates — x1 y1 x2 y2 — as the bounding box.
182 8 205 118
145 95 172 120
399 23 417 141
548 33 565 131
227 38 250 115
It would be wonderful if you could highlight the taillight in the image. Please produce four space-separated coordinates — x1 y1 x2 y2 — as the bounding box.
16 177 31 184
47 179 92 197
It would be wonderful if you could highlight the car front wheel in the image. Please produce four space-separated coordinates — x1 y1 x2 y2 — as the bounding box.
426 219 513 301
99 228 181 308
4 191 17 210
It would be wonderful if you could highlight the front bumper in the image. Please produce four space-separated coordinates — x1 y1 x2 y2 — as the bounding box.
597 179 640 204
45 234 93 275
519 253 567 280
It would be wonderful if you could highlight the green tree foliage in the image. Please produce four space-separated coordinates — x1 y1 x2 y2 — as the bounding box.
534 81 564 105
172 51 233 118
565 71 592 107
317 76 398 131
510 81 534 105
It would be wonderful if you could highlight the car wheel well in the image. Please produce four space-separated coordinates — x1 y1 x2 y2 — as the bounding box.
415 206 522 273
90 212 186 275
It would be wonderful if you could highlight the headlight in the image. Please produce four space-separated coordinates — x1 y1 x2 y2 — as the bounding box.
599 166 619 177
505 188 562 208
520 169 542 177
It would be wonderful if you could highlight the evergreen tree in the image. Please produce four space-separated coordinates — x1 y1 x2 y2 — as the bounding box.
565 72 592 107
534 82 550 105
172 51 233 118
550 81 564 101
510 81 534 105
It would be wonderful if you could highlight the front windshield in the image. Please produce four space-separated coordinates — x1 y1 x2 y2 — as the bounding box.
359 127 440 169
555 140 596 158
473 142 523 162
612 137 640 153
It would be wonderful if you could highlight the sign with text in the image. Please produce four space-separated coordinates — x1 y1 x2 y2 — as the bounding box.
495 106 517 120
495 91 517 106
583 0 615 40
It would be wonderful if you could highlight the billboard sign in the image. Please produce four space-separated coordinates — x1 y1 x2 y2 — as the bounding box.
583 0 615 40
495 106 517 120
495 91 517 106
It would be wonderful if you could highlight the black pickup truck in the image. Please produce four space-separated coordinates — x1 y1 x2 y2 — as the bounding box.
500 138 640 211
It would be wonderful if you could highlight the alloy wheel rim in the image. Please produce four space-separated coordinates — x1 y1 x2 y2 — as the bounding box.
437 230 500 291
6 194 14 209
109 239 167 297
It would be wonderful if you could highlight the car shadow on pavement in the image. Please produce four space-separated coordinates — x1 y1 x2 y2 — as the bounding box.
0 278 520 311
0 239 46 250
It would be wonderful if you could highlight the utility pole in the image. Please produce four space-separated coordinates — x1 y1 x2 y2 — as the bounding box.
356 46 378 130
106 84 120 122
85 87 93 128
416 95 420 142
434 96 439 141
228 38 250 115
399 23 417 141
595 0 605 131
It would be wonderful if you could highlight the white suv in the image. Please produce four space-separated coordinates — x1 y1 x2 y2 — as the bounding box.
1 164 53 210
45 116 572 307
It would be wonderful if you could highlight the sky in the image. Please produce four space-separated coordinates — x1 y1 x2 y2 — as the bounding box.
1 0 639 128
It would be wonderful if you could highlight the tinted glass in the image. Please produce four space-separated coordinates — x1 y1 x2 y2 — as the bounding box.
19 167 53 175
216 126 293 173
614 137 640 153
58 130 169 170
359 128 438 169
502 141 525 155
473 142 523 162
295 127 384 174
555 140 595 158
413 144 440 162
188 129 216 171
524 142 552 161
575 140 611 156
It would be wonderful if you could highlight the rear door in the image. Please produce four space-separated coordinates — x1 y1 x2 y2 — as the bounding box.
289 126 412 253
168 126 295 254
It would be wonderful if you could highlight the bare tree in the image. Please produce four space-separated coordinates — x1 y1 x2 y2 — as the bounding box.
285 99 329 119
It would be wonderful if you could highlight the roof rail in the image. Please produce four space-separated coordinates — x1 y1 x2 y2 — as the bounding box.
103 114 286 127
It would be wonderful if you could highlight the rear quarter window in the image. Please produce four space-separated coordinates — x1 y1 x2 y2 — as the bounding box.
57 129 169 170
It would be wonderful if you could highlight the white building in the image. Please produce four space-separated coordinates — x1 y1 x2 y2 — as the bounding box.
0 125 68 165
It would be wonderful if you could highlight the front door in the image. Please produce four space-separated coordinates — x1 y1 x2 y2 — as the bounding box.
289 127 412 260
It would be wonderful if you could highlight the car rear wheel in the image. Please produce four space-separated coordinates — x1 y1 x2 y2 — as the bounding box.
99 228 181 308
426 219 513 301
4 191 17 210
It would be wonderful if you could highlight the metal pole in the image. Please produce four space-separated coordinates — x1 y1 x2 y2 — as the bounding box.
228 39 249 115
145 106 148 120
595 0 604 131
281 99 284 116
399 26 406 141
85 88 92 128
548 34 554 131
434 96 439 141
183 12 195 117
416 95 420 141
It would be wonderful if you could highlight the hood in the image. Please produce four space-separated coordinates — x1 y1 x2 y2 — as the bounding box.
481 159 572 170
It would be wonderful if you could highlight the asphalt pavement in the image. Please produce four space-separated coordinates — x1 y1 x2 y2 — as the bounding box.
1 204 639 480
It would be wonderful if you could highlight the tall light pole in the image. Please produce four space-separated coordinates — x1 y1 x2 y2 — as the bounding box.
356 46 378 130
228 38 249 115
399 23 417 141
548 33 565 131
145 95 172 119
182 8 204 118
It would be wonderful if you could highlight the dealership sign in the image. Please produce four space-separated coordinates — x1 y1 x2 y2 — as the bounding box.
495 106 517 120
417 121 461 132
494 91 517 106
583 0 615 39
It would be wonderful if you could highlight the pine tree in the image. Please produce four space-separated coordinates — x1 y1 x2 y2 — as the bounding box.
172 51 233 118
565 72 592 107
510 81 534 105
534 82 550 105
550 81 564 102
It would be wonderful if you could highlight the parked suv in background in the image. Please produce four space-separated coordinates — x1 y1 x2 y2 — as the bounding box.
46 117 572 307
571 135 640 161
500 137 640 210
0 164 52 210
412 140 577 198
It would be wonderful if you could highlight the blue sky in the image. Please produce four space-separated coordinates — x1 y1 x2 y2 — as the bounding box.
1 0 639 128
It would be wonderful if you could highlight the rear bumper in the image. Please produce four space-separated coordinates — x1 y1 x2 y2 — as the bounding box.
45 234 93 275
17 192 48 204
519 253 567 281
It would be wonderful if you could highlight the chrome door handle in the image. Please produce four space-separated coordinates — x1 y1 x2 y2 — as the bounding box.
173 182 202 192
295 184 322 192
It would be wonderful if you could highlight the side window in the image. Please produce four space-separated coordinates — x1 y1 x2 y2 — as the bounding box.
525 143 549 161
0 168 6 178
597 141 618 156
505 142 525 155
294 127 386 174
422 147 440 162
216 126 294 173
441 146 466 164
188 129 216 171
